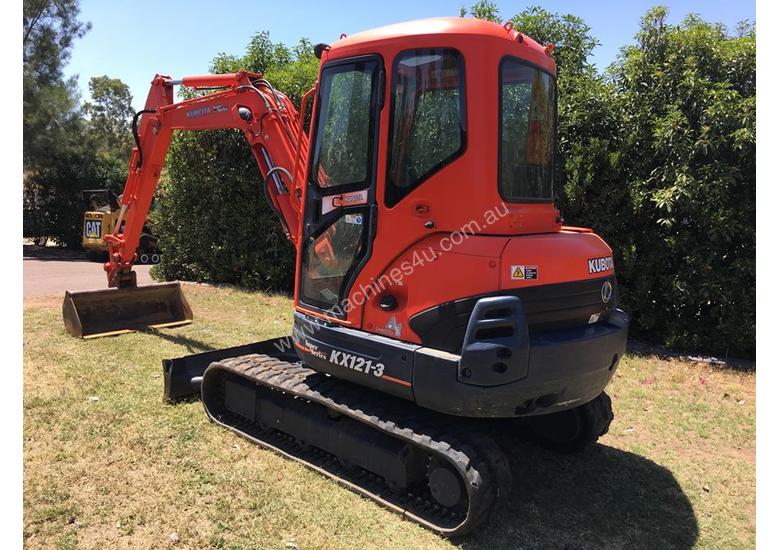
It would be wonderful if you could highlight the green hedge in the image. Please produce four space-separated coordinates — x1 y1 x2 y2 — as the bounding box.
558 10 755 357
150 129 295 290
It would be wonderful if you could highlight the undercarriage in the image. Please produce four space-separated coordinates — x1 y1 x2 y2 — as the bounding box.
166 333 618 536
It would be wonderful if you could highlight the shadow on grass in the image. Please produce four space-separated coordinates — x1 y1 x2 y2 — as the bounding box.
461 438 698 549
142 327 217 355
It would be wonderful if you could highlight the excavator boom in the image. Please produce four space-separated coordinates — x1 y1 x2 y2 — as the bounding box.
63 71 309 337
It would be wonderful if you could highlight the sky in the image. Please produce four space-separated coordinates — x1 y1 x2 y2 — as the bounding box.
65 0 756 111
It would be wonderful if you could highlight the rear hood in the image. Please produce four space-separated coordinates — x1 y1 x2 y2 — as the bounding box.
500 229 614 289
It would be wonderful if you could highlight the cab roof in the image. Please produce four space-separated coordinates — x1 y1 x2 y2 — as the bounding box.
327 17 556 75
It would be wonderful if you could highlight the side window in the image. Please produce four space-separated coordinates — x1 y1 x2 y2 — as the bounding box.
310 62 376 189
386 49 466 207
499 58 555 201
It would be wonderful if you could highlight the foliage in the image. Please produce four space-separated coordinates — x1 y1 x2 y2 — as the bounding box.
459 1 501 23
607 9 756 356
23 1 135 246
510 6 600 78
24 149 126 247
23 0 91 168
83 75 134 163
152 33 319 290
150 130 295 290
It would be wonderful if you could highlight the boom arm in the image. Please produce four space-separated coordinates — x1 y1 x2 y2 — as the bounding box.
104 71 310 287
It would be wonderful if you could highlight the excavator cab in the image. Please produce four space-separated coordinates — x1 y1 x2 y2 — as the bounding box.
288 24 613 396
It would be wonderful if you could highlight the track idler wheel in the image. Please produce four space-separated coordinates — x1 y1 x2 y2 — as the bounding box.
428 459 466 510
528 391 614 453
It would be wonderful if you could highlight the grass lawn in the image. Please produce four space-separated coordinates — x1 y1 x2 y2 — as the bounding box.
23 285 755 549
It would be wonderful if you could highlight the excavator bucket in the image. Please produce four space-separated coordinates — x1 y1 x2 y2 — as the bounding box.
62 282 193 338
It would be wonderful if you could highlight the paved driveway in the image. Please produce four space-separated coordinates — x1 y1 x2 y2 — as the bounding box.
23 246 154 297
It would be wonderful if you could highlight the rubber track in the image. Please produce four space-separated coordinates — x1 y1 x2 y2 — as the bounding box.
587 391 614 439
201 354 512 536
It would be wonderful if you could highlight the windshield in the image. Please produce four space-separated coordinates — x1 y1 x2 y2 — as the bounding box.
499 57 555 201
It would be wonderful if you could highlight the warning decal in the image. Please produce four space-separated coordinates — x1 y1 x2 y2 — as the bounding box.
511 265 538 280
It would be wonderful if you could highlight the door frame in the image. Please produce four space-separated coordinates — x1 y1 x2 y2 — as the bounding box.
296 53 385 317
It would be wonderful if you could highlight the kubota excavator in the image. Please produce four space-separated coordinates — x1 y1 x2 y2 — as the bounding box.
62 18 629 535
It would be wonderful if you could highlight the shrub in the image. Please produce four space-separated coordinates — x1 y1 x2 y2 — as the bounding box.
150 130 295 290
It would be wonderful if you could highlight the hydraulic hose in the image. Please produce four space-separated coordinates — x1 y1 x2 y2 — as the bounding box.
132 109 157 169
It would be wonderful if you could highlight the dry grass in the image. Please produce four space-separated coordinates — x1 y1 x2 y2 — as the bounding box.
24 285 755 549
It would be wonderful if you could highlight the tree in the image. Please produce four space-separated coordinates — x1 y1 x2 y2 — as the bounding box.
510 6 599 78
23 0 91 168
84 75 134 163
24 0 90 62
23 1 129 247
23 0 108 247
459 1 501 23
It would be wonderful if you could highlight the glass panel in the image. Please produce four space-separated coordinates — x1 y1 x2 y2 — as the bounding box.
499 58 555 200
300 212 366 309
310 62 376 189
387 49 465 206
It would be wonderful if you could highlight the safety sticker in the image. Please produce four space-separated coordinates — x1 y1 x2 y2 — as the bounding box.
344 214 363 225
375 316 402 338
511 265 538 280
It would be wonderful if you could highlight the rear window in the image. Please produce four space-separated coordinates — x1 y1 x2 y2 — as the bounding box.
386 49 466 207
499 57 555 201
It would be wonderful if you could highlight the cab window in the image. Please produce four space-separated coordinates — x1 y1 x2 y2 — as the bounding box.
386 49 466 207
499 57 555 201
310 61 377 189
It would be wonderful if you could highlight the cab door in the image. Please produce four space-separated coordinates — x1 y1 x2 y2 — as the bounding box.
297 56 384 315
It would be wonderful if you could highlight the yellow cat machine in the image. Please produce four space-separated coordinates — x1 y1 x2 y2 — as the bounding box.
81 189 119 260
81 189 161 264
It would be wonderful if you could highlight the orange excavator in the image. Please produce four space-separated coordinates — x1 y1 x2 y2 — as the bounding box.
62 18 628 535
